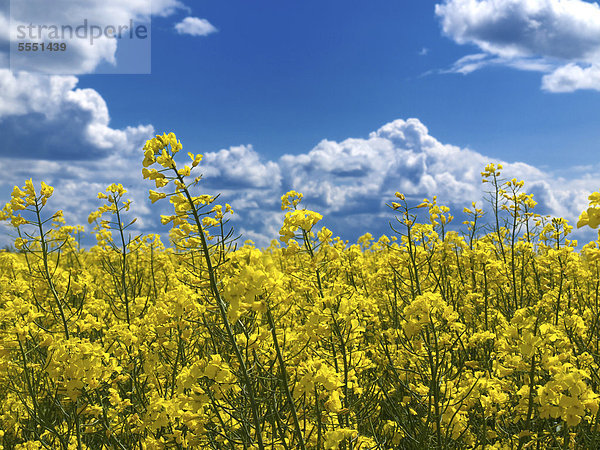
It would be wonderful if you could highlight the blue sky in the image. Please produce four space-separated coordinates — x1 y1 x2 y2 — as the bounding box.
80 0 600 167
2 0 600 246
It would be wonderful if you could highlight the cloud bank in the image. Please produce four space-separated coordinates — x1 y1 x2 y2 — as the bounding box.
436 0 600 92
197 118 596 245
2 116 596 248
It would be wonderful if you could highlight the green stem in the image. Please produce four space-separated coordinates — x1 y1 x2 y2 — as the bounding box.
174 169 265 449
266 306 306 449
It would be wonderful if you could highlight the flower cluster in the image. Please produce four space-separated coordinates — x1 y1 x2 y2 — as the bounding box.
2 135 600 449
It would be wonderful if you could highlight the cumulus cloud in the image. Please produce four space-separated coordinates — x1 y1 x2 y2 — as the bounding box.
202 145 280 188
0 70 154 247
2 0 185 74
542 63 600 92
181 118 598 246
174 17 218 37
0 70 152 159
276 119 552 219
1 117 598 248
435 0 600 92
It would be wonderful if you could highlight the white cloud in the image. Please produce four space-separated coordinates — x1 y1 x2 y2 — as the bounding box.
442 53 554 75
542 63 600 92
278 119 502 216
174 17 218 37
446 53 490 74
0 0 224 247
202 145 281 188
190 118 599 246
0 68 155 248
0 70 153 159
435 0 600 92
2 0 185 74
1 117 598 248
